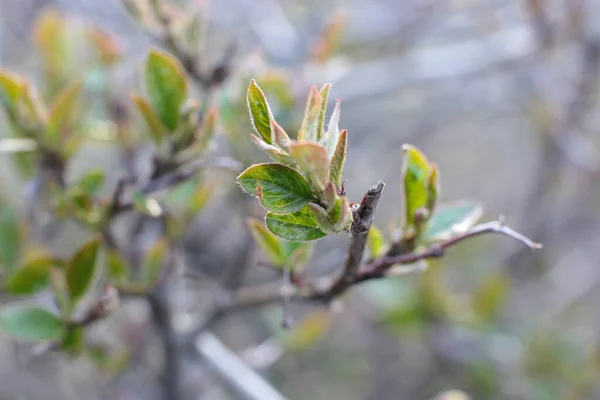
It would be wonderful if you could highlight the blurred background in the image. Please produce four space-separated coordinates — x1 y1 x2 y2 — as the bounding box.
1 0 600 399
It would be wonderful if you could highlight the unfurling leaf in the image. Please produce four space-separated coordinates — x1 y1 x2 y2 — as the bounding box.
329 129 347 187
247 80 273 144
367 225 386 259
247 218 286 266
297 86 322 142
425 201 483 242
0 206 23 274
237 163 315 214
289 142 330 191
266 206 327 241
270 119 291 149
0 305 66 342
317 84 331 140
47 78 83 142
66 237 100 301
322 98 341 157
132 94 165 143
145 50 187 131
401 145 433 234
4 257 55 295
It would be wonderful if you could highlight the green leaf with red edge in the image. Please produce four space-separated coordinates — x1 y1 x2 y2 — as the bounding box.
247 80 273 144
66 237 100 302
0 305 66 342
145 50 187 131
48 78 83 142
297 86 322 142
317 83 331 141
289 142 330 191
329 129 347 187
132 94 165 143
266 206 327 241
237 163 315 214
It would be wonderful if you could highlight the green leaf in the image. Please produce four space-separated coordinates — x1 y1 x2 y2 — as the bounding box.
282 241 312 267
289 142 330 191
48 78 83 142
322 98 341 157
66 237 100 301
329 129 347 187
367 226 386 259
402 145 432 233
237 163 315 214
77 168 105 195
143 239 168 285
424 201 483 241
106 250 128 283
61 325 85 354
247 80 273 144
247 218 286 266
132 94 165 143
317 83 331 141
4 257 56 295
145 50 187 131
0 207 23 274
266 206 327 241
297 86 322 142
0 305 66 342
0 70 23 111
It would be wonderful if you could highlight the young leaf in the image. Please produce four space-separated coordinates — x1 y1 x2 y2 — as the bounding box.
402 145 432 233
317 83 331 140
0 207 23 274
66 237 100 301
247 218 286 266
329 129 347 187
247 80 273 144
266 206 327 241
297 86 322 142
271 119 291 149
424 201 483 241
132 94 165 143
145 50 187 131
289 142 330 192
0 305 66 342
4 257 55 295
143 239 168 285
77 168 105 195
0 70 23 111
237 163 315 214
367 225 386 259
322 98 341 157
47 78 83 141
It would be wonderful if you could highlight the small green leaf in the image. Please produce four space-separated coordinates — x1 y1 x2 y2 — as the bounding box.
237 163 315 214
143 239 168 285
247 80 273 144
106 250 128 283
4 257 56 295
0 207 23 274
289 142 330 191
61 325 85 354
367 226 386 259
297 86 322 142
317 83 331 141
48 78 82 142
266 206 327 241
66 237 100 301
329 129 347 187
132 94 165 143
402 145 432 233
145 50 187 131
0 305 66 342
425 201 483 241
78 168 105 195
0 70 23 111
247 218 286 266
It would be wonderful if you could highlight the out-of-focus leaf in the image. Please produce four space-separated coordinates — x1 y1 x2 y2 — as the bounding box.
297 86 322 142
282 241 312 267
0 207 23 274
311 10 346 63
289 142 330 191
86 27 121 65
329 129 347 187
61 325 85 354
402 145 432 234
143 239 168 285
77 168 105 195
247 218 286 266
66 237 100 302
472 274 509 322
425 201 483 242
4 257 56 295
426 164 440 214
106 250 128 283
367 225 386 259
49 268 71 317
237 163 315 214
266 206 327 241
145 50 187 131
47 78 83 142
0 305 66 342
0 70 23 111
132 94 165 143
247 79 273 144
33 11 70 83
282 310 332 352
21 81 47 124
